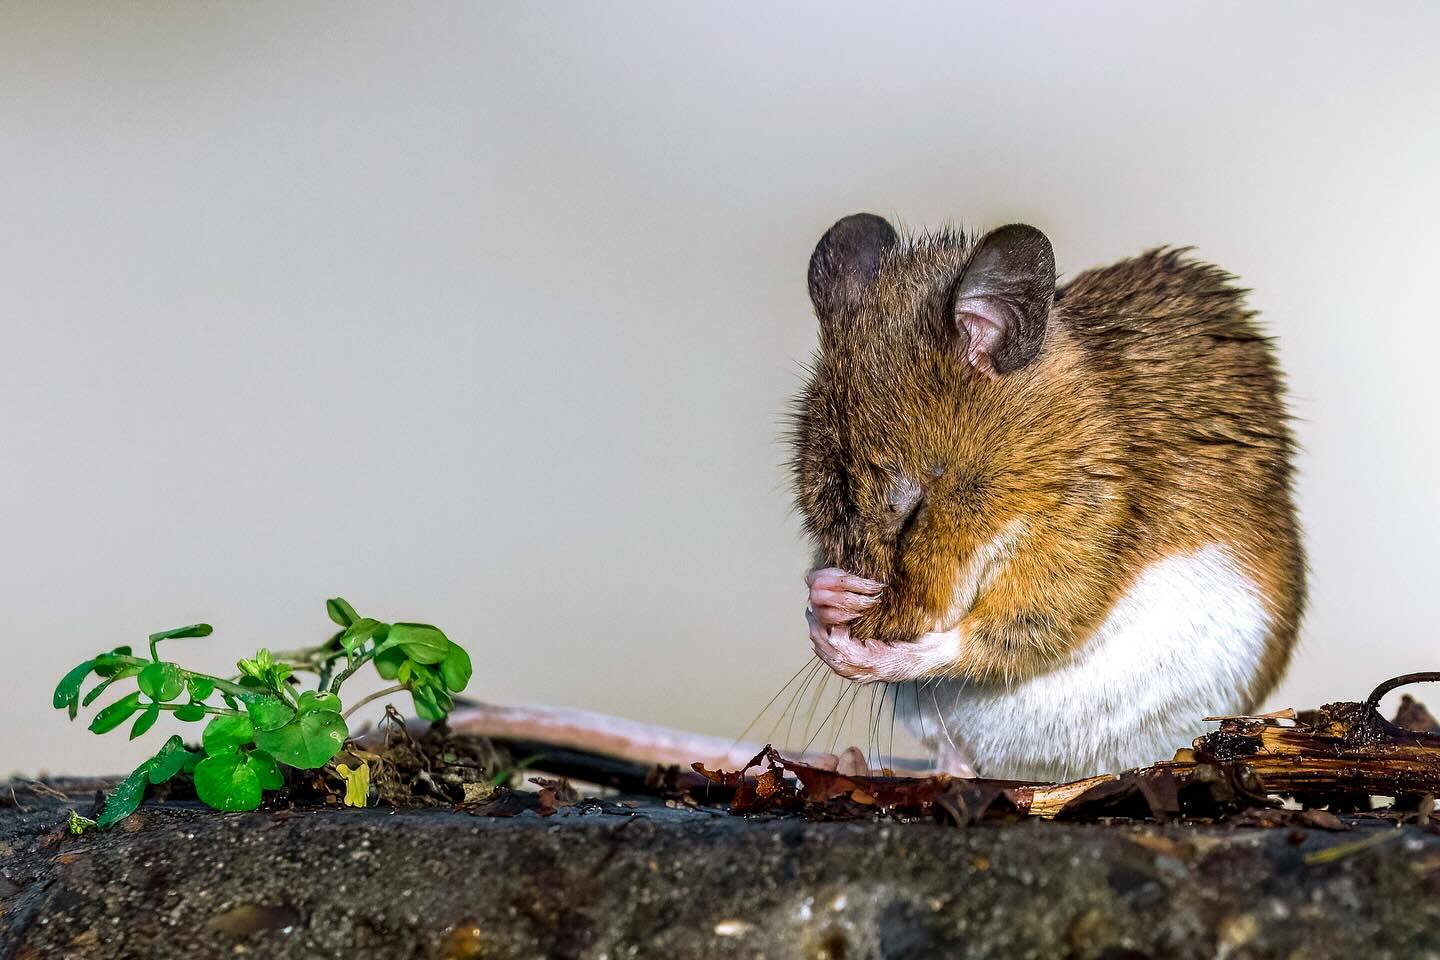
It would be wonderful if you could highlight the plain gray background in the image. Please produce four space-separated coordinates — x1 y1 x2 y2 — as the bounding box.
5 2 1437 775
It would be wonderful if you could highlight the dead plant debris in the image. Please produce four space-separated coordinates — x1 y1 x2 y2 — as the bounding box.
692 672 1440 829
275 706 517 811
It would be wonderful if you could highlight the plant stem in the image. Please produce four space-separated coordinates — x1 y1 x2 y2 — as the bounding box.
107 656 255 699
341 684 408 721
188 671 265 701
107 654 286 709
328 649 378 695
156 702 238 718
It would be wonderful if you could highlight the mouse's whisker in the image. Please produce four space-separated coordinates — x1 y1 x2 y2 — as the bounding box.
770 659 825 747
828 681 862 757
865 682 880 773
731 656 822 751
797 668 834 753
931 683 962 762
781 660 826 753
881 682 892 771
801 679 850 755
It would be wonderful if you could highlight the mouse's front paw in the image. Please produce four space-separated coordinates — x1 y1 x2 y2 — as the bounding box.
808 619 963 685
808 620 889 682
805 567 884 628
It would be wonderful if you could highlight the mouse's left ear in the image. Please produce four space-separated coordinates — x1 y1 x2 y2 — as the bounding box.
950 224 1055 377
808 213 899 338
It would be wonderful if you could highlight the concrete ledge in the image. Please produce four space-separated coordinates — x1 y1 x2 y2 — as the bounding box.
2 793 1438 959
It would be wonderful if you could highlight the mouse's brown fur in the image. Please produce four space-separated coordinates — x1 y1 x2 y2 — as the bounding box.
791 223 1303 707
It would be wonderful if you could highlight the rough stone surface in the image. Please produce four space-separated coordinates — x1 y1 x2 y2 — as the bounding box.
2 789 1439 959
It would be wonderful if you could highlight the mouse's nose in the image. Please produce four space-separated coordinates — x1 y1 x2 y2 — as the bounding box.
884 475 924 536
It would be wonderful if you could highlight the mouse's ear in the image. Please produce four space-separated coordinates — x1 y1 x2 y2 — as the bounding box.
950 224 1055 377
808 213 898 332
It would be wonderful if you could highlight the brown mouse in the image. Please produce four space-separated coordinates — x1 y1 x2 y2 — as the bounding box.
794 213 1305 781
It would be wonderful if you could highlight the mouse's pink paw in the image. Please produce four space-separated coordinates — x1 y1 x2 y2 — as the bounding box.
808 619 961 684
805 566 884 629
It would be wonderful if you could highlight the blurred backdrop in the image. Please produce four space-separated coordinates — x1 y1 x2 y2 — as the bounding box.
4 2 1438 775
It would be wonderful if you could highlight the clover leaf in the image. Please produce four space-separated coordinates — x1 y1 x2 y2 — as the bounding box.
146 736 196 785
440 642 473 693
138 662 184 702
246 698 294 732
247 749 284 791
326 597 359 628
90 691 144 735
53 660 96 720
97 763 152 829
129 702 161 739
202 714 255 756
387 622 450 665
253 709 347 769
194 754 262 812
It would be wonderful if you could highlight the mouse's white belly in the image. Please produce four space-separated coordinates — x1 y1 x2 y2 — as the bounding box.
896 544 1270 782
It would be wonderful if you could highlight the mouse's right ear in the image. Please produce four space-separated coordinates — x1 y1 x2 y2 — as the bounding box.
808 213 898 335
950 224 1055 378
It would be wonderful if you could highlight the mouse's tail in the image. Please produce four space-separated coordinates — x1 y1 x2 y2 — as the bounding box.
434 699 935 783
445 700 766 772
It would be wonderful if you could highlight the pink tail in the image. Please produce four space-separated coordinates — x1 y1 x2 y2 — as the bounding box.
446 702 767 771
445 701 933 775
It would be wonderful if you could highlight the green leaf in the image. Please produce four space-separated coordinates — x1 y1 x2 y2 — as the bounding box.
202 714 255 756
174 702 206 722
246 749 284 791
67 810 98 835
337 617 386 655
146 736 193 785
92 652 134 678
405 660 453 722
54 660 96 716
90 691 144 735
373 646 406 681
440 642 473 693
182 751 201 774
149 623 213 642
82 667 140 708
138 662 184 702
411 684 452 722
130 702 160 739
396 659 413 684
387 623 450 665
246 698 295 732
253 710 348 769
230 678 287 706
237 649 273 681
237 649 292 693
326 597 359 628
97 764 151 828
409 660 443 689
186 676 216 701
194 754 262 812
297 690 341 715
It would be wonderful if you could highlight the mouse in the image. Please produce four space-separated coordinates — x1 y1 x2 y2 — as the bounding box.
793 213 1305 782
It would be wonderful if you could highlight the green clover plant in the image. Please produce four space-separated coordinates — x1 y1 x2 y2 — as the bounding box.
53 597 472 827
